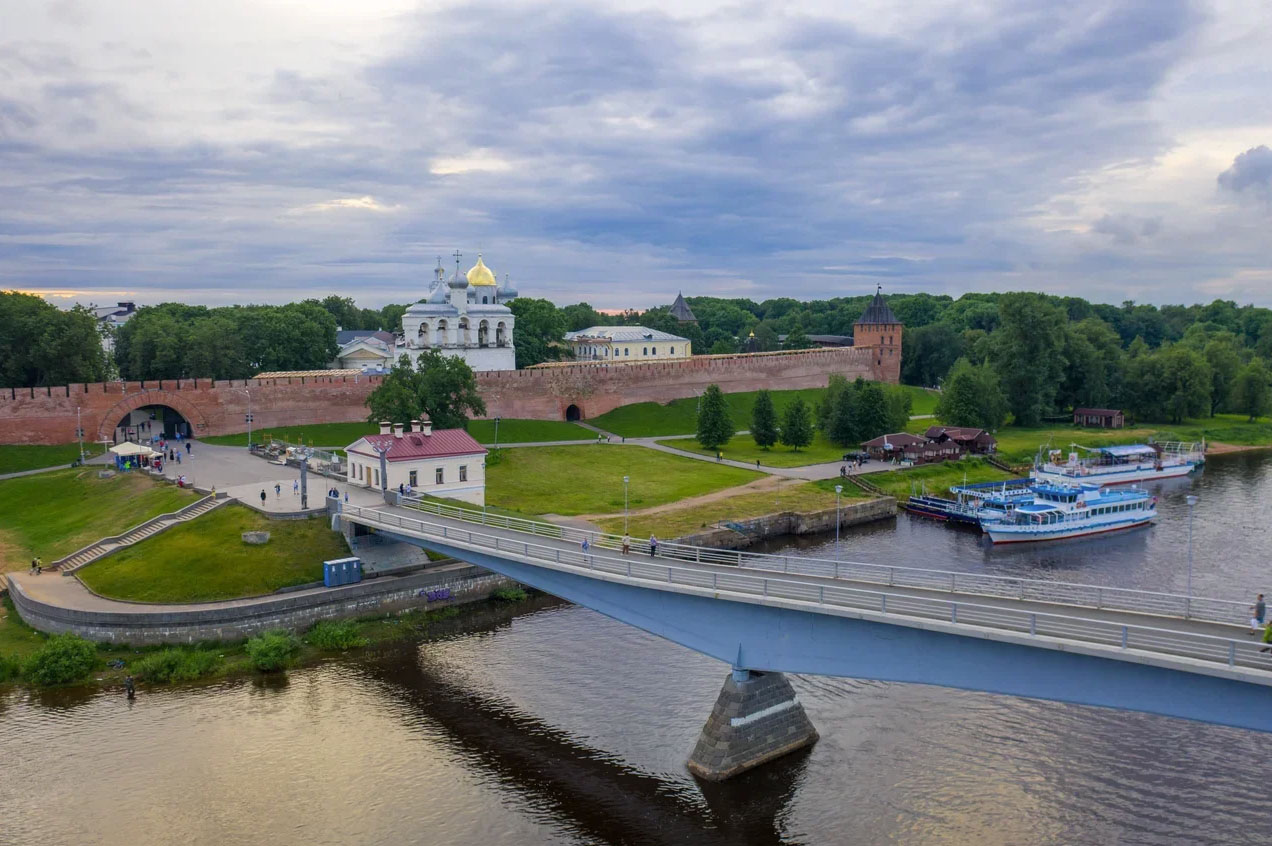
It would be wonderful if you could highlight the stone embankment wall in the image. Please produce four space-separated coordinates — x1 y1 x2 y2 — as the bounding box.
675 497 897 549
0 347 886 445
9 565 511 645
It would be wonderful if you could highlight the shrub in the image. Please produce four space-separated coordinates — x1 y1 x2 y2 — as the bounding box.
307 620 368 651
23 633 96 686
133 648 222 683
245 630 301 672
0 654 21 683
491 586 528 603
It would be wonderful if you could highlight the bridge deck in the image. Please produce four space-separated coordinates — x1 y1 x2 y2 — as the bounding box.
341 500 1272 684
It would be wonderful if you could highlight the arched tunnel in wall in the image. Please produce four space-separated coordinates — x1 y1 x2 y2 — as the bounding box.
113 404 192 442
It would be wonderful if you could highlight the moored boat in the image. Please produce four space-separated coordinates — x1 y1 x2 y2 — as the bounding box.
1033 442 1203 487
983 482 1156 544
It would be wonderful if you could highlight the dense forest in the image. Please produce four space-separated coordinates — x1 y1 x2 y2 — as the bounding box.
4 287 1271 427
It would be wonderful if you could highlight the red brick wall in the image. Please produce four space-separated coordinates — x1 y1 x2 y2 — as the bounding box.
0 346 891 445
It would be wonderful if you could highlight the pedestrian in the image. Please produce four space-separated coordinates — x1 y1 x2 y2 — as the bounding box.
649 534 658 557
29 557 38 575
343 491 348 503
716 451 722 462
274 482 281 498
1261 618 1272 653
260 489 267 506
293 480 300 496
580 536 590 554
840 465 847 477
175 452 181 465
622 533 631 555
124 675 135 700
1251 594 1267 635
185 442 191 454
35 557 42 575
756 459 761 469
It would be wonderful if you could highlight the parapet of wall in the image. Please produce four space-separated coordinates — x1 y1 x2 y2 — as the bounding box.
0 346 892 445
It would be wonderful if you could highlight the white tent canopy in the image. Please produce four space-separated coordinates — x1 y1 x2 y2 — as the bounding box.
109 442 158 457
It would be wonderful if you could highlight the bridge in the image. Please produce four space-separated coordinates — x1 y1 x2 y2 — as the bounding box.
336 496 1272 780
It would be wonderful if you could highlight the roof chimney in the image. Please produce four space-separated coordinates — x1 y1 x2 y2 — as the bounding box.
410 420 422 433
379 420 391 435
392 423 404 439
421 418 432 436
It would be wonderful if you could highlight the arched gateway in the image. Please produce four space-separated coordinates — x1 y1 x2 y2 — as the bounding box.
96 390 210 443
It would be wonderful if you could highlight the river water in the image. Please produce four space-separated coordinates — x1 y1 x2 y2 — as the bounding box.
3 452 1271 845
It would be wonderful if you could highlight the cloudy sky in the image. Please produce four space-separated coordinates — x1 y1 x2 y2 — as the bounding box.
2 0 1270 310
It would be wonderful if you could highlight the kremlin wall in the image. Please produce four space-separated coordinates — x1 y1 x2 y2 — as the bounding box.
0 346 896 445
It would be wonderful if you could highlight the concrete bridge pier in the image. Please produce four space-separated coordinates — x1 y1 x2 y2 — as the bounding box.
687 668 819 781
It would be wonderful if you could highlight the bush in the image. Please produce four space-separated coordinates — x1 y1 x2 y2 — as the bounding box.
244 630 301 672
306 620 368 651
133 648 222 683
491 586 528 603
23 633 96 686
0 654 21 683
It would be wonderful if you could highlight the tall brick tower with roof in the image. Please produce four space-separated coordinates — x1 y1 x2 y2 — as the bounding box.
853 286 902 383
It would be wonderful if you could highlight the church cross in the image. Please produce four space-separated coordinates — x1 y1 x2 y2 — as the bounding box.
453 250 463 270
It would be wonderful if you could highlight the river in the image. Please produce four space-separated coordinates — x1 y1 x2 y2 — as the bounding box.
3 451 1271 845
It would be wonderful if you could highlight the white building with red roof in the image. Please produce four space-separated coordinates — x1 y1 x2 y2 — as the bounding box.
346 418 488 505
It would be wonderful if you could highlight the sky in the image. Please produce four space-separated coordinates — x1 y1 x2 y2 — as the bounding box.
2 0 1270 311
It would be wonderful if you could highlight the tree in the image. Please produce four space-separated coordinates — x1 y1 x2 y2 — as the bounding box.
696 384 734 450
848 379 891 443
750 390 778 449
783 321 814 350
0 292 110 387
1231 358 1272 421
708 339 736 355
379 303 408 332
1203 335 1242 415
990 293 1066 426
936 358 1009 430
884 385 913 433
365 351 486 431
508 297 567 368
901 323 964 387
780 397 814 450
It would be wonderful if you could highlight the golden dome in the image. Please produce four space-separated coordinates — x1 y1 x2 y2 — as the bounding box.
466 254 497 286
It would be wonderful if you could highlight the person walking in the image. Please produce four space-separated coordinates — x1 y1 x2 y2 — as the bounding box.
1251 594 1267 635
29 557 38 575
274 482 281 498
756 459 761 469
580 536 590 554
260 489 267 506
185 441 191 455
35 557 42 575
622 534 631 555
293 479 300 496
649 534 658 557
1260 618 1272 653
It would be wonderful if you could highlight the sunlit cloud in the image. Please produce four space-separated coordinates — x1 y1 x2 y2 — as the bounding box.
429 153 515 176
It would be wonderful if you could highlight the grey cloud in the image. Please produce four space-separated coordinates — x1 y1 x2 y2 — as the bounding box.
1218 145 1272 196
1092 214 1163 244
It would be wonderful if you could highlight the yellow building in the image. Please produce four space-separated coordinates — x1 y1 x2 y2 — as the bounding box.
564 326 692 362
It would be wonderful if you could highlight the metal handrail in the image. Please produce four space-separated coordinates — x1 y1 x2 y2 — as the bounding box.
391 495 1248 626
343 503 1271 678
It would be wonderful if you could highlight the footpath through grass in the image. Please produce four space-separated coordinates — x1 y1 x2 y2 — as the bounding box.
199 418 591 448
486 444 763 516
656 432 847 467
593 481 871 539
0 467 199 566
0 442 106 475
78 504 346 602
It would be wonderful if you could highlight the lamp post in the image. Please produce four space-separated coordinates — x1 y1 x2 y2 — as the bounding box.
76 406 84 462
623 475 630 534
1185 494 1198 617
372 443 389 495
494 416 501 450
834 484 843 560
242 389 253 448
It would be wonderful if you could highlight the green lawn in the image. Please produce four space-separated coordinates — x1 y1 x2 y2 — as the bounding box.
486 444 763 516
199 418 591 448
593 481 870 539
590 388 828 437
857 458 1015 501
0 443 107 475
78 504 346 602
0 468 199 567
656 432 849 467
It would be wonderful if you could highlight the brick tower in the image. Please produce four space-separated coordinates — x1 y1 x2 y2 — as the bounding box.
853 286 902 383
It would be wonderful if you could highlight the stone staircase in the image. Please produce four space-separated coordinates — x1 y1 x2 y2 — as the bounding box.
54 494 230 575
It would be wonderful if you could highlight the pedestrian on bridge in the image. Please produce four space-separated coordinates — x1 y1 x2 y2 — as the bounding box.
649 534 658 557
1251 594 1267 635
622 534 631 554
1260 619 1272 653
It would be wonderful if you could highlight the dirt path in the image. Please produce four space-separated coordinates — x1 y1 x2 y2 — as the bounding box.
572 475 803 522
1205 441 1272 455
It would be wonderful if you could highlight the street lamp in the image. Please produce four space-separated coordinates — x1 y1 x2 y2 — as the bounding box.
494 416 501 450
1185 494 1198 617
76 406 85 461
834 484 843 560
242 388 253 448
623 475 630 534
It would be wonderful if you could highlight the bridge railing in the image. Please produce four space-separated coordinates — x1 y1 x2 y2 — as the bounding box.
393 495 1249 627
346 503 1271 677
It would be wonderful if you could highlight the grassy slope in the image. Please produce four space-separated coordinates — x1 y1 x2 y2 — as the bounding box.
861 458 1015 501
486 444 763 516
0 443 107 475
78 504 346 602
657 432 848 467
592 481 870 539
199 418 591 447
0 468 199 566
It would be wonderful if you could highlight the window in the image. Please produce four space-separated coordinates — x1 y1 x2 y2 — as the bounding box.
643 347 648 355
409 470 417 487
625 348 629 356
652 347 657 355
459 465 467 482
435 467 444 484
670 346 674 354
373 468 379 487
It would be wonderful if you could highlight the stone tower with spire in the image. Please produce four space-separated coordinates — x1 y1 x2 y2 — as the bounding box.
853 286 902 383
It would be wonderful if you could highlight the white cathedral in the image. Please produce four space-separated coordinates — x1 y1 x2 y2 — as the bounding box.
400 253 519 372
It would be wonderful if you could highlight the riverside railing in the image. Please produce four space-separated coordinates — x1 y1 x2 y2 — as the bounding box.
344 502 1271 677
388 495 1248 626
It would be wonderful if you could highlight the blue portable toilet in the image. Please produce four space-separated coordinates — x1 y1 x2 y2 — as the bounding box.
323 557 362 587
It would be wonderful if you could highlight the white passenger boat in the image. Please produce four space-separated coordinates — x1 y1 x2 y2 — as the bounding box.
982 482 1156 544
1033 442 1203 487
